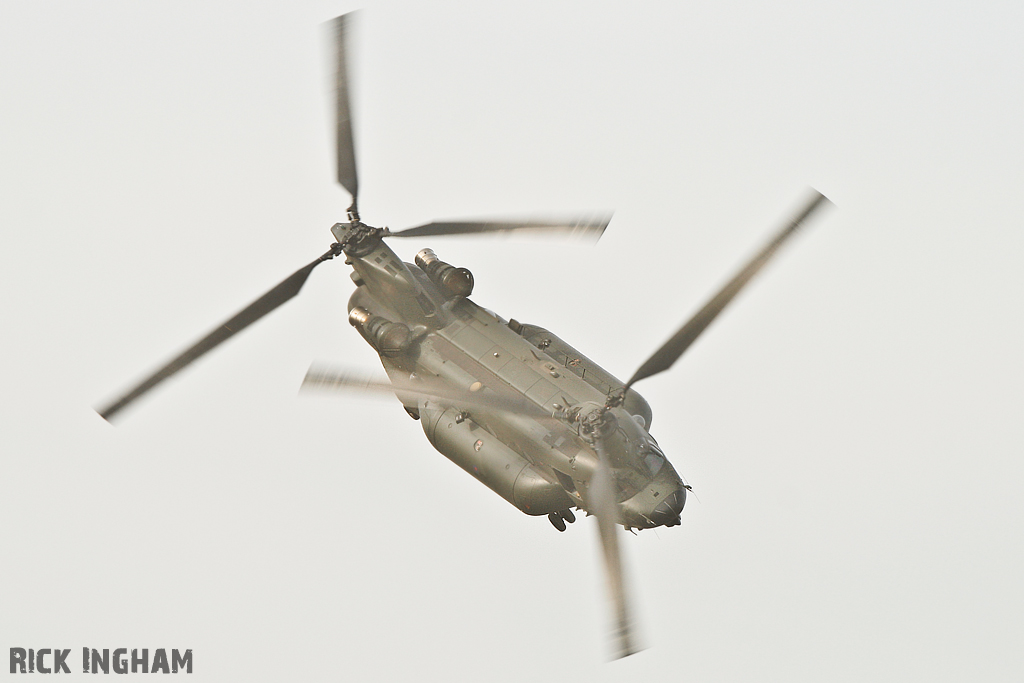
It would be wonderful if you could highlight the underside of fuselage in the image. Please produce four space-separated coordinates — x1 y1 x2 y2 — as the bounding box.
341 239 686 530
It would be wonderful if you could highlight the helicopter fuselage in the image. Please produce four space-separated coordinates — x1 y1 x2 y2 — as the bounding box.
334 221 687 530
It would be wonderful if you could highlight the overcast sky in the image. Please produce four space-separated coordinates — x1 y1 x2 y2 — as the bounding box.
2 1 1023 681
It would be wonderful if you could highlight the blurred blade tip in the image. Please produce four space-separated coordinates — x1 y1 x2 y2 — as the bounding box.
807 187 834 207
610 643 645 661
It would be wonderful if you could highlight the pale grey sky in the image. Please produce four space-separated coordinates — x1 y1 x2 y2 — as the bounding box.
2 1 1023 681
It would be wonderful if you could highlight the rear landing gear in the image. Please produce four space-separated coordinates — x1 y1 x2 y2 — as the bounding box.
548 509 576 531
548 512 566 532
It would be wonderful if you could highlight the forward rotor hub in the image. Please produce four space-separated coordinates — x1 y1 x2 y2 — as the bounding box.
579 403 617 444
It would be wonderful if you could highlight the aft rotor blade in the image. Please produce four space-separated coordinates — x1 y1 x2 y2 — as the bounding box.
330 12 359 208
301 366 557 418
625 190 831 389
98 255 332 422
590 437 640 659
386 214 612 241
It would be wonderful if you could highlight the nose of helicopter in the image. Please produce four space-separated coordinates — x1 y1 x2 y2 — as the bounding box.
649 488 686 527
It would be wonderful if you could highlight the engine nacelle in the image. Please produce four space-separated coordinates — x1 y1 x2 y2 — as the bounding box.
415 248 474 299
348 306 413 356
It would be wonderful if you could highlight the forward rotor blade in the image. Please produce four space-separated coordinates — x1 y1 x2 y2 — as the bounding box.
98 255 330 422
301 366 556 418
590 437 640 659
386 214 612 241
330 12 359 207
625 190 831 389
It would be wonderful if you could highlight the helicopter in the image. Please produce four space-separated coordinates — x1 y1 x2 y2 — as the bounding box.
98 12 831 660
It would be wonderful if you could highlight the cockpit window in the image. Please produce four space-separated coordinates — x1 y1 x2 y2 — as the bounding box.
643 442 665 476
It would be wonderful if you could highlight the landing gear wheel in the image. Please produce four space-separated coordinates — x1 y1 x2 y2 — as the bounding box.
560 508 576 524
548 512 566 532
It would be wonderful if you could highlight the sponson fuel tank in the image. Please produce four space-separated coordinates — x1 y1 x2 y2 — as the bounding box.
421 403 573 516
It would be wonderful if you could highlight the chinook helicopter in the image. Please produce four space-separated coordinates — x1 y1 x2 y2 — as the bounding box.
98 13 831 659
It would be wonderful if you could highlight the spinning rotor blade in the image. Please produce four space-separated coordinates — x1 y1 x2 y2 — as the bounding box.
386 214 612 241
590 436 640 659
330 12 359 208
301 366 555 417
98 254 333 422
625 190 831 390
